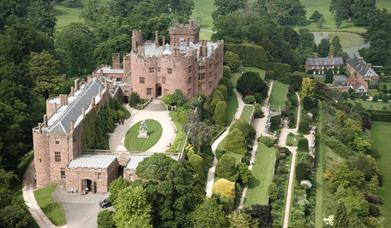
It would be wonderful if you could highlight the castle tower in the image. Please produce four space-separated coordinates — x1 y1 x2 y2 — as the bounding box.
33 123 50 188
132 30 143 52
170 20 200 46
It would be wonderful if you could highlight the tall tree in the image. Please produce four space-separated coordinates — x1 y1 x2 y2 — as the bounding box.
212 0 247 20
55 23 97 77
191 199 228 228
352 0 376 26
266 0 307 26
26 0 57 36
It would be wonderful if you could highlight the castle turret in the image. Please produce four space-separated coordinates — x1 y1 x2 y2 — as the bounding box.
170 20 200 46
132 30 143 53
112 53 121 69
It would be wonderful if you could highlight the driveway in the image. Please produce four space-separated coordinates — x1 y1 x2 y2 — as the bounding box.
109 104 176 152
52 186 108 228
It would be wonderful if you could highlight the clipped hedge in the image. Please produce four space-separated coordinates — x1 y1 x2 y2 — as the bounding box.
225 43 268 68
213 178 235 199
297 138 309 152
368 110 391 122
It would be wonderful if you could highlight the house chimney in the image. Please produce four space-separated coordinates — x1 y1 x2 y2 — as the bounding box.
162 35 166 46
70 86 75 97
74 79 80 90
112 53 121 69
43 115 48 127
155 31 159 46
70 121 74 133
91 97 96 108
60 94 68 106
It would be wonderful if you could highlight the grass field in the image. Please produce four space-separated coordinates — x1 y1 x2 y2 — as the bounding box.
371 121 391 221
34 184 66 226
240 105 254 122
269 81 289 110
245 143 277 207
125 119 163 151
191 0 215 39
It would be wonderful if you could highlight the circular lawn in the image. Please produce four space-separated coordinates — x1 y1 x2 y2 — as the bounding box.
124 119 163 152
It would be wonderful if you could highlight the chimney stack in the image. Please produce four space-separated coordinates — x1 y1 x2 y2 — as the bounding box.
155 31 159 46
162 35 166 46
70 86 75 97
43 115 48 127
112 53 121 69
60 94 68 106
91 97 96 108
74 79 80 91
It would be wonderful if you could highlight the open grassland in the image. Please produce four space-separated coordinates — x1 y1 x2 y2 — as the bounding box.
240 105 254 122
54 0 109 30
371 121 391 221
269 81 288 110
245 143 277 207
125 119 162 151
191 0 215 39
34 184 66 226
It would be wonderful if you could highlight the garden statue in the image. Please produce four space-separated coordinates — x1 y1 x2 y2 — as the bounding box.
137 120 149 138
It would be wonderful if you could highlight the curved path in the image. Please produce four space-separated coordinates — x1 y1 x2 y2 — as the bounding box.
109 104 176 153
22 162 60 228
281 92 301 228
205 90 245 197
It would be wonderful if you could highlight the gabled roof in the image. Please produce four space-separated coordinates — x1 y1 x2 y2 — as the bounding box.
306 57 344 66
68 154 117 169
347 57 379 78
347 74 368 91
44 78 105 133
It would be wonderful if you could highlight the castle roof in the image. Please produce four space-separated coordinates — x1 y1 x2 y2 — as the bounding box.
68 154 117 169
126 155 148 170
45 77 105 133
347 57 378 78
142 41 219 58
96 66 124 74
306 57 344 67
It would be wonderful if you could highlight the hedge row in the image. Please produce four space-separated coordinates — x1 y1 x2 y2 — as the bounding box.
225 43 268 68
368 110 391 122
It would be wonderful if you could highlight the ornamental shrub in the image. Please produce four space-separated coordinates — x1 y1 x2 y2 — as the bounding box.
258 136 276 147
129 92 141 107
224 51 241 72
236 71 268 97
216 154 238 181
244 95 256 104
213 178 235 199
189 154 205 181
222 128 247 155
216 85 228 100
296 162 311 182
97 210 115 228
213 101 227 126
254 103 264 118
223 66 232 78
225 43 268 68
298 117 310 134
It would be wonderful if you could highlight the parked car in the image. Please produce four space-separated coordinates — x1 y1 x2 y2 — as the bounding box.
99 198 111 208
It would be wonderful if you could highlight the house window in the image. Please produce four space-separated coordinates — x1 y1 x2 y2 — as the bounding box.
149 67 154 73
55 138 60 144
55 152 61 162
167 68 172 74
162 77 166 84
147 88 152 95
139 77 145 84
60 169 65 179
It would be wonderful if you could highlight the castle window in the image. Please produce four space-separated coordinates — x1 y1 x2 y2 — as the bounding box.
139 77 145 84
116 78 122 82
147 88 152 95
97 173 102 179
188 77 192 84
188 88 192 96
162 77 166 84
55 152 61 162
157 67 161 72
209 81 212 88
60 169 65 179
55 138 60 144
167 68 172 74
188 65 192 73
149 67 154 73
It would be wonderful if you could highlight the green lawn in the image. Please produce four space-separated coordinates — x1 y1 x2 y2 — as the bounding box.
191 0 215 39
315 102 326 228
124 119 163 152
240 105 254 122
269 81 289 110
245 143 277 207
371 121 391 221
226 92 238 125
34 184 66 226
350 100 391 111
